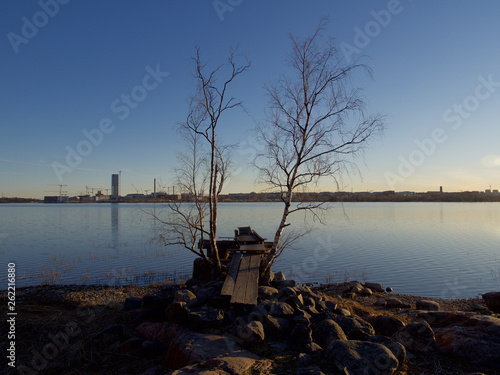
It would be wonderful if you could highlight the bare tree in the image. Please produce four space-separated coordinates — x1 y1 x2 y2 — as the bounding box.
156 47 250 278
256 20 384 277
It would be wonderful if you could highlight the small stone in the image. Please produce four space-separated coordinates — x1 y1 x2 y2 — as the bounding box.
386 287 393 293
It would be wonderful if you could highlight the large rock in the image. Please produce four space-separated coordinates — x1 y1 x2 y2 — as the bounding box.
416 300 440 311
263 315 293 338
124 297 142 310
367 315 405 337
311 319 347 348
332 315 375 340
326 340 399 375
392 320 436 353
165 332 258 369
365 282 385 293
188 309 224 330
174 290 198 307
420 312 500 370
136 321 187 343
265 301 295 317
290 325 313 349
169 355 260 375
165 302 189 324
192 258 212 282
237 321 265 343
385 298 411 309
366 335 406 366
258 286 279 300
274 271 286 281
482 291 500 313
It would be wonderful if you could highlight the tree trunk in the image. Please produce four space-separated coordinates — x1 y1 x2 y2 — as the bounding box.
260 189 292 277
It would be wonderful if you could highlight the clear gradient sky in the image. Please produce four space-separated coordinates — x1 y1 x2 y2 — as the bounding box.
1 1 500 198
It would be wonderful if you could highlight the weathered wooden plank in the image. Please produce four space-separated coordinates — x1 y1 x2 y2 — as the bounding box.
221 253 242 296
230 254 260 305
230 255 251 304
243 254 261 305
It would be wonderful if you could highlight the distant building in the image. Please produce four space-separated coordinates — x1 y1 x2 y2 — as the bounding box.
111 174 119 197
485 189 492 194
493 190 499 195
44 195 68 203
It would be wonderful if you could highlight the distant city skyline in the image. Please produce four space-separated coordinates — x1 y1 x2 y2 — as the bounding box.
1 1 500 198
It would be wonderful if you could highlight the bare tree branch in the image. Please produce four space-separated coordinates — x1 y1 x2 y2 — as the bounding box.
255 19 384 277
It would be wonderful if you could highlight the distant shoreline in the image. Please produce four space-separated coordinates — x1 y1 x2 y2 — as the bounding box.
2 191 500 204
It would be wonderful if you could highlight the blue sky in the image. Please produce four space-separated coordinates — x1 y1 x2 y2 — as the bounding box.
1 1 500 198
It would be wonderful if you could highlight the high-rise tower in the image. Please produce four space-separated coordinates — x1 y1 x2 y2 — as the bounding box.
111 174 119 197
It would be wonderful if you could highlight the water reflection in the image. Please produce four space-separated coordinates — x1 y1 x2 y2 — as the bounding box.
111 203 119 248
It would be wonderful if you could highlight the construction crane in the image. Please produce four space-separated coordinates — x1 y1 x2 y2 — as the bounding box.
47 184 68 197
131 184 140 194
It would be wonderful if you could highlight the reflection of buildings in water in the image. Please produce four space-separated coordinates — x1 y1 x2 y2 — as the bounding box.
111 204 119 247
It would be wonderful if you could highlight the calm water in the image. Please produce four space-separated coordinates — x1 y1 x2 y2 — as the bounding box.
0 202 499 298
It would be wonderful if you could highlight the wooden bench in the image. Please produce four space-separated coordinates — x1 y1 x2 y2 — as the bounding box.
221 253 260 305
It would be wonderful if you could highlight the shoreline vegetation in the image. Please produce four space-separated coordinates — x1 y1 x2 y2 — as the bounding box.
3 190 500 204
1 279 499 375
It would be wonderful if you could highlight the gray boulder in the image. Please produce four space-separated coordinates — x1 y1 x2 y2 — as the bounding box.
326 340 399 375
188 309 224 330
165 332 258 369
165 302 189 324
365 282 385 293
237 320 265 343
173 289 197 307
263 315 293 338
290 325 313 349
392 320 436 353
332 315 375 340
416 300 440 311
258 286 279 300
367 315 405 337
385 298 411 309
367 335 406 366
482 291 500 313
311 319 347 348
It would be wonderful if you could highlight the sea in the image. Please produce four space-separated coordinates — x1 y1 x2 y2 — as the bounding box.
0 202 499 298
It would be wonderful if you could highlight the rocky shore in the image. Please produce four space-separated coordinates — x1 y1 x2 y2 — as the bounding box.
1 275 499 375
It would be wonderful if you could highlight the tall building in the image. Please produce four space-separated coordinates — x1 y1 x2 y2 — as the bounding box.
111 174 119 197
